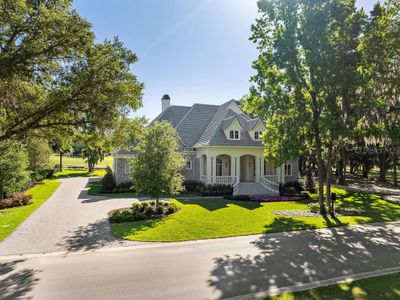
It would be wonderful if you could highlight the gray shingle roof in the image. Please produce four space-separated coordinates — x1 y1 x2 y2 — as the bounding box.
151 100 264 149
151 105 191 127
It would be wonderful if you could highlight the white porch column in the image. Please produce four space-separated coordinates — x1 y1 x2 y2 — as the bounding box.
255 156 260 182
236 156 241 183
206 156 212 184
281 164 286 184
230 156 235 184
261 158 265 177
212 156 217 184
276 165 281 183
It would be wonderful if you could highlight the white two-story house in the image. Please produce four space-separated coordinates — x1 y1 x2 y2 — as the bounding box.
113 95 299 195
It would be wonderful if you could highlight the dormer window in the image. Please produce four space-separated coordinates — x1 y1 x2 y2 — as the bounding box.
229 130 240 140
254 131 263 140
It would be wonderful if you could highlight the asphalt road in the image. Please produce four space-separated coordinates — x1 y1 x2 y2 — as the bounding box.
1 222 400 300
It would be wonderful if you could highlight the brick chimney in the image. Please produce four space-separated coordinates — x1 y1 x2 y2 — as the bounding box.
161 94 171 112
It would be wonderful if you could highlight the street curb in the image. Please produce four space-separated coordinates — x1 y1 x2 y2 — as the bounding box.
225 266 400 300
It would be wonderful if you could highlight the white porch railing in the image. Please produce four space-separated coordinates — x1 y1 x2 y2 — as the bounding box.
264 175 279 183
215 176 234 185
232 176 240 195
260 176 280 194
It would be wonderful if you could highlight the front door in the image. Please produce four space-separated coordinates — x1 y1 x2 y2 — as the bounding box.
240 155 256 182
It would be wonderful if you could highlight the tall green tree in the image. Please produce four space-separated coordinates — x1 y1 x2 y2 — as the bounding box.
0 141 30 200
0 0 143 142
245 0 364 214
26 137 52 179
359 0 400 183
129 121 186 206
49 132 74 171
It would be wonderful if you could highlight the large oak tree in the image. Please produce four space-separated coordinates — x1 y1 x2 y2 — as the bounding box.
0 0 143 142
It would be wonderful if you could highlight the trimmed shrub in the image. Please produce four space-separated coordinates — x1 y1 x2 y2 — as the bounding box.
0 193 32 209
279 180 304 196
183 180 203 193
101 166 116 192
110 200 179 223
308 203 320 214
199 183 233 196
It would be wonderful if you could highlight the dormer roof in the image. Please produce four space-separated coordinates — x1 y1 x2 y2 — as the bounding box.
151 99 264 149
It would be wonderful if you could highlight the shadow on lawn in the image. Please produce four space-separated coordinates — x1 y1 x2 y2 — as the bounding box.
208 222 400 299
0 259 40 300
175 198 261 212
335 190 400 222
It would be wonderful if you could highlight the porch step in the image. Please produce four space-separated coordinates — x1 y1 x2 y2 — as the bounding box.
235 182 279 196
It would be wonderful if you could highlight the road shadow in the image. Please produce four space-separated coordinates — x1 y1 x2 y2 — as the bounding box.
208 222 400 298
57 219 126 252
0 259 39 300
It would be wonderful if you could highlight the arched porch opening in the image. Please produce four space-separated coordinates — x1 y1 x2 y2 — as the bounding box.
240 155 256 182
215 154 233 185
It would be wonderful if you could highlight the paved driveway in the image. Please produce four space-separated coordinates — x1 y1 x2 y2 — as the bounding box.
0 177 143 256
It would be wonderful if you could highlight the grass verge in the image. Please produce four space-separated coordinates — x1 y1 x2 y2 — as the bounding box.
49 154 113 169
266 272 400 300
110 187 400 242
0 179 61 242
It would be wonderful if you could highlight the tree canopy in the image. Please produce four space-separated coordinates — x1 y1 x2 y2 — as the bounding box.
0 0 143 142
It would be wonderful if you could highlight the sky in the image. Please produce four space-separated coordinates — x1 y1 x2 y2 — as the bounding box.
73 0 378 121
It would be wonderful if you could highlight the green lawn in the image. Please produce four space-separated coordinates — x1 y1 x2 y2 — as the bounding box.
266 272 400 300
0 179 61 242
111 187 400 242
53 168 106 178
49 154 113 169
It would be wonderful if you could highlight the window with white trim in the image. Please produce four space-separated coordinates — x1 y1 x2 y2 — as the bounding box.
229 130 240 140
254 131 263 140
284 163 292 176
186 159 192 170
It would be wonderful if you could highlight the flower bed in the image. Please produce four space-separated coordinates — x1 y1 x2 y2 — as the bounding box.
224 195 305 202
109 200 179 223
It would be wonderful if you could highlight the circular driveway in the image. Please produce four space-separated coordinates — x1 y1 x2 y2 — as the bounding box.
0 177 144 256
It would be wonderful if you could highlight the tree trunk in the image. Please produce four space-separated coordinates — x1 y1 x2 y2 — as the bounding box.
156 197 159 207
394 153 398 187
59 152 63 172
378 145 387 182
337 148 346 184
326 157 334 217
88 162 94 173
310 91 325 213
0 181 3 201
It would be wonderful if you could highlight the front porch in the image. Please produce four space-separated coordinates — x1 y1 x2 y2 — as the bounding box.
197 148 290 195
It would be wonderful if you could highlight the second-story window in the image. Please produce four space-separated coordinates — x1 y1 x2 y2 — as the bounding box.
255 131 263 140
229 130 240 140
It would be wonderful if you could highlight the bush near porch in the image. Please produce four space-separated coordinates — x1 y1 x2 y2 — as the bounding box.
110 187 400 242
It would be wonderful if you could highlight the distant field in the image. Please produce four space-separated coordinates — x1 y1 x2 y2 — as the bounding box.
49 154 113 169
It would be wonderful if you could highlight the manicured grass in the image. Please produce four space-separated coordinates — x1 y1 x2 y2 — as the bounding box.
266 272 400 300
110 187 400 242
0 179 61 242
53 168 106 178
49 154 113 169
87 181 200 198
